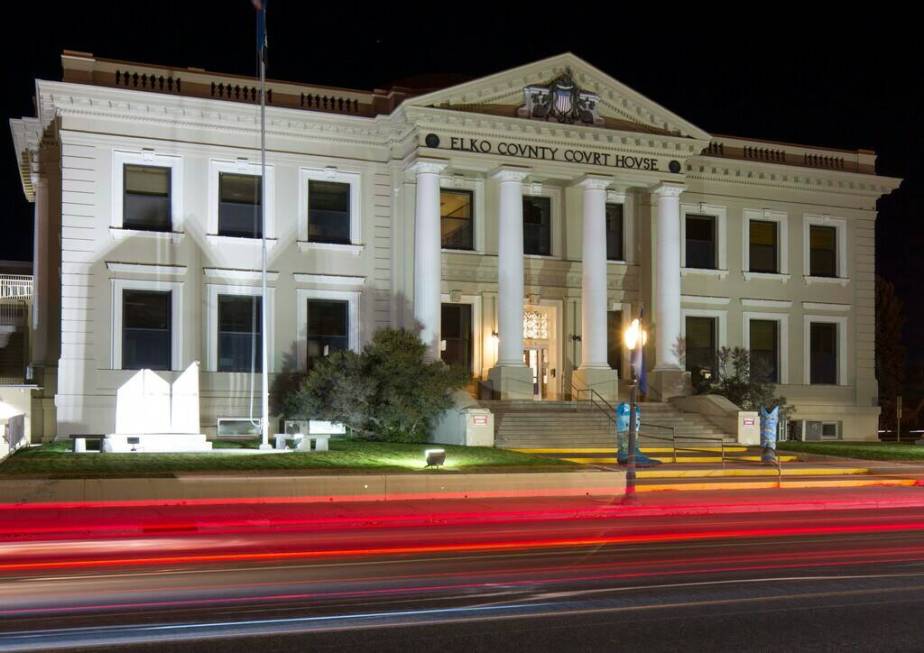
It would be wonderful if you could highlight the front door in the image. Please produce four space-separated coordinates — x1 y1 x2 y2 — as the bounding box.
523 346 549 399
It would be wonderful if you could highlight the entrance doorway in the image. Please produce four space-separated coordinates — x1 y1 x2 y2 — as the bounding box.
521 302 560 399
523 346 549 399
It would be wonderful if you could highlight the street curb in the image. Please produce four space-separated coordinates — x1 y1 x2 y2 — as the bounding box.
0 470 627 506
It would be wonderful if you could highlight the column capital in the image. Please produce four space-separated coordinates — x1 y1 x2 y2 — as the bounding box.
407 158 448 176
651 182 686 198
491 166 530 183
576 174 613 191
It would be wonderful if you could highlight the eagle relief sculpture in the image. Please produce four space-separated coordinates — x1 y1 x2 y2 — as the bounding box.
518 70 603 126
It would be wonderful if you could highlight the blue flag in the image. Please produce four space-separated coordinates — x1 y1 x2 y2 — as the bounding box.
254 0 268 55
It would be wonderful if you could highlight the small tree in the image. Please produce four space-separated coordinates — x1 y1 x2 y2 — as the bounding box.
694 346 791 416
281 328 469 443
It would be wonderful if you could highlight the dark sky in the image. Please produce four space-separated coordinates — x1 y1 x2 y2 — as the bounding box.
2 6 922 363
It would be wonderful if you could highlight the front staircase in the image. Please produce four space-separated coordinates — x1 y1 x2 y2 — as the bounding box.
486 399 736 450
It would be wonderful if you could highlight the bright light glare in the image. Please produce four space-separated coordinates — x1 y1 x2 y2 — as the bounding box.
623 318 646 349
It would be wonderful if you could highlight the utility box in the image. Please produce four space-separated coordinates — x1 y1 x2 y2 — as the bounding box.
465 408 494 447
737 411 760 445
432 404 495 447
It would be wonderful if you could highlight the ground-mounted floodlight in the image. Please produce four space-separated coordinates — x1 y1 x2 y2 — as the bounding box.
425 448 446 468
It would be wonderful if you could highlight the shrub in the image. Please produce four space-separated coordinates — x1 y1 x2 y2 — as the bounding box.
281 328 469 442
693 346 792 417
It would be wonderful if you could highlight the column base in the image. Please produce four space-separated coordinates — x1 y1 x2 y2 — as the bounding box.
488 365 534 400
572 367 619 403
649 368 692 401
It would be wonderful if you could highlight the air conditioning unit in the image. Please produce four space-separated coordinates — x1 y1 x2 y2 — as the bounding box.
789 420 841 441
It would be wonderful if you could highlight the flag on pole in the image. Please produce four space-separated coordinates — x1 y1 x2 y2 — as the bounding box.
253 0 268 55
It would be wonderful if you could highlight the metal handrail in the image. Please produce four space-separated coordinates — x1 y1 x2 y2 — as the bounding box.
568 381 781 480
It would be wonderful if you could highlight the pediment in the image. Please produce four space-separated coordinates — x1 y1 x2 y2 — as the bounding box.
403 53 710 141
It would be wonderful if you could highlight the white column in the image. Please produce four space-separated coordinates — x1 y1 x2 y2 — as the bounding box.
493 168 529 366
411 160 447 360
579 177 610 369
653 183 685 370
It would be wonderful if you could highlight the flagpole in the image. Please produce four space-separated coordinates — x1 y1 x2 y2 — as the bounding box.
257 1 271 450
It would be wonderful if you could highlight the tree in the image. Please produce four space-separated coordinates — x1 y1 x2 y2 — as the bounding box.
281 328 469 442
876 275 906 431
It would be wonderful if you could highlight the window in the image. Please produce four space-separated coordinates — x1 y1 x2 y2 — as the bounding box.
308 180 351 244
219 173 262 238
441 303 472 369
749 319 779 383
686 316 717 382
217 295 262 372
749 220 778 273
607 310 623 376
809 225 837 277
306 299 349 370
122 290 171 370
685 214 716 269
523 196 552 256
123 165 171 231
809 322 838 384
606 203 624 261
440 189 474 251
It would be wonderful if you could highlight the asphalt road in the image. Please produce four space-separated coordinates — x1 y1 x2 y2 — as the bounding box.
2 497 924 652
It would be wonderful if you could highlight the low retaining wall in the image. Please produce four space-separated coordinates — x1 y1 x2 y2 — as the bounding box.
0 470 626 505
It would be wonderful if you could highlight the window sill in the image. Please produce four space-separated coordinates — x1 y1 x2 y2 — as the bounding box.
110 227 185 243
297 241 364 256
441 248 482 256
681 267 729 279
523 253 559 260
606 259 629 266
804 275 850 286
207 235 278 250
744 271 790 283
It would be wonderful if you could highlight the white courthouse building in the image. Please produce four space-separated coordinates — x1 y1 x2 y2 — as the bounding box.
9 51 900 442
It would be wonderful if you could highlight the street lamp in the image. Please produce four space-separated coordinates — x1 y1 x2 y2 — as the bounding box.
622 317 647 503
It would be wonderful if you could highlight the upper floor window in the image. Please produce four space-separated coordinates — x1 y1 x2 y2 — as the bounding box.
523 195 552 256
122 289 171 371
605 203 624 261
219 173 262 238
749 220 779 273
217 295 262 373
440 189 474 251
685 214 716 269
307 180 351 244
809 225 837 277
123 165 171 231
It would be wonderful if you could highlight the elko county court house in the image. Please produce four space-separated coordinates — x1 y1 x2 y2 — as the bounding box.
8 51 901 443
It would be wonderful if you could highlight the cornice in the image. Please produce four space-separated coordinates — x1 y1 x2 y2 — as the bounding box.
36 80 394 147
686 154 901 198
404 105 706 156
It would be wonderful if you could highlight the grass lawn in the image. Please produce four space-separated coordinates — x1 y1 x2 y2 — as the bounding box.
778 440 924 462
0 439 576 478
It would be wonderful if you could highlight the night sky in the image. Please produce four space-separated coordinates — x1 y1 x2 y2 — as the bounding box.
2 6 922 370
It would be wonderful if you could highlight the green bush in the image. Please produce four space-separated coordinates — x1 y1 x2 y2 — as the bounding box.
693 346 792 417
281 328 469 442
